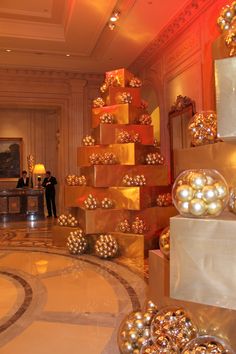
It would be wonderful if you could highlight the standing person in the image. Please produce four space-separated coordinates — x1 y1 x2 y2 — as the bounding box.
16 170 30 188
42 171 57 218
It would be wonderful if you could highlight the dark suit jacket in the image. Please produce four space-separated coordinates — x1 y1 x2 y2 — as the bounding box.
42 176 57 194
16 177 30 188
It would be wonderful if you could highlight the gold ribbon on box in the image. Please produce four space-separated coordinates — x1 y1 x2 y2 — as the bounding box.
103 87 141 107
105 68 134 87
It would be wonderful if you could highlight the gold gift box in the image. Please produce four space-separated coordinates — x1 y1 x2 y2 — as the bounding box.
74 207 129 234
105 68 134 87
52 225 75 247
80 165 169 187
65 185 169 210
103 87 141 107
149 250 236 350
170 212 236 311
77 143 156 166
92 104 141 128
93 124 154 145
174 141 236 185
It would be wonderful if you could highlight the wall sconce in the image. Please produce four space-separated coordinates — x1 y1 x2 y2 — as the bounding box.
33 163 46 188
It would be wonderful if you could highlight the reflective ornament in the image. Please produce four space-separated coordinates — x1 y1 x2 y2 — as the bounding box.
182 335 234 354
119 92 133 104
118 219 131 233
188 111 217 146
225 26 236 56
58 213 79 227
159 227 170 259
118 308 157 354
93 97 105 108
82 135 95 146
122 174 146 186
137 114 152 125
101 197 115 209
217 2 236 56
156 193 172 207
65 174 87 186
105 74 121 87
84 194 98 209
117 130 132 143
95 234 118 259
229 187 236 214
151 307 198 350
99 113 116 124
131 217 148 234
89 153 102 165
100 82 108 93
146 152 165 165
129 77 142 88
100 152 119 165
132 133 142 143
66 228 87 255
172 169 229 217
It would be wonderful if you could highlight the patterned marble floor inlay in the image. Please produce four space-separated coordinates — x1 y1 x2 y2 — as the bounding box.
0 220 148 354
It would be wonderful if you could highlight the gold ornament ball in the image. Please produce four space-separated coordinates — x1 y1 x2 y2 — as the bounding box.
214 181 228 199
207 200 223 215
202 185 218 203
176 185 194 202
189 198 206 216
177 201 190 214
189 173 207 190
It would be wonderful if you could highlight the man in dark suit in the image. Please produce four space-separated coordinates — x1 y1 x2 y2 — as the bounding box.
42 171 57 218
16 170 30 188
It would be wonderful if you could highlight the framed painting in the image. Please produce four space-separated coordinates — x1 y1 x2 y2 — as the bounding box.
0 138 23 180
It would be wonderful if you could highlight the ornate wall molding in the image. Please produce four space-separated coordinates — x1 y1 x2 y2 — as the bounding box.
130 0 216 72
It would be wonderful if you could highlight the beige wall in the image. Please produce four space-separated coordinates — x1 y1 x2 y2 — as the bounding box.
0 69 101 213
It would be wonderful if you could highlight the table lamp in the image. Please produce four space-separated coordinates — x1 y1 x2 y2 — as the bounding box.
33 164 46 187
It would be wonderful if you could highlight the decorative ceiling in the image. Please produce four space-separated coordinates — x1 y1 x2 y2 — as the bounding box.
0 0 191 73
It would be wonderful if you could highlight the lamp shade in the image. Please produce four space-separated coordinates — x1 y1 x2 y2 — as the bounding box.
33 164 46 175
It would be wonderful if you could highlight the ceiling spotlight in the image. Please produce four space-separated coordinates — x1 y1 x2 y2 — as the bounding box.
5 49 12 52
108 22 116 30
66 53 70 57
110 10 120 22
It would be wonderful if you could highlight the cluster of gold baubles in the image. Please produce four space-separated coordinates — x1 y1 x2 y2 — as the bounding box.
57 214 79 227
137 114 152 125
156 193 172 207
159 227 170 259
65 174 87 186
99 113 116 124
95 234 119 259
129 77 142 88
93 97 105 108
67 228 88 255
188 111 217 146
122 174 146 186
119 92 133 104
89 152 119 165
99 75 142 93
83 194 115 210
82 135 95 146
146 153 165 165
117 217 148 234
182 335 234 353
118 219 131 233
173 169 229 217
217 1 236 56
118 301 158 354
117 130 141 144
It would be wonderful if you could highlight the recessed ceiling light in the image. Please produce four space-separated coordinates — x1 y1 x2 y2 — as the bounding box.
110 11 120 22
66 54 70 57
5 49 12 52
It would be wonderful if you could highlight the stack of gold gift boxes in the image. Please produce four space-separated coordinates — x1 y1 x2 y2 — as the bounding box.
62 68 177 260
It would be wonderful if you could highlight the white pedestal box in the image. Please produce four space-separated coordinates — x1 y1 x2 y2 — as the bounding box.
170 212 236 310
215 57 236 140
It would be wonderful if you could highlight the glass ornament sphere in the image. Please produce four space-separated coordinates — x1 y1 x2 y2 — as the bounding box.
172 169 229 218
182 335 235 354
188 111 217 147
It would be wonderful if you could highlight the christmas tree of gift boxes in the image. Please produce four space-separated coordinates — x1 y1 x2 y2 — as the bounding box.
63 68 177 258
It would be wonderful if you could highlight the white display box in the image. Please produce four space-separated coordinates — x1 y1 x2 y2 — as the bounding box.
170 212 236 310
215 57 236 140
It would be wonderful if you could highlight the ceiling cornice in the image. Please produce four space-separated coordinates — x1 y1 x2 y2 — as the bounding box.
130 0 217 72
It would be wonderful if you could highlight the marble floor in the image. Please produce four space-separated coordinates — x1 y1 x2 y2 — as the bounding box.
0 219 148 354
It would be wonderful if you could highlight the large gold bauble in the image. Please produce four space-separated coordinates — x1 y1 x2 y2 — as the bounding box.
176 185 194 202
189 173 207 190
207 200 223 215
159 227 170 259
214 182 228 199
202 185 218 203
182 335 234 354
189 199 206 216
177 201 190 214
